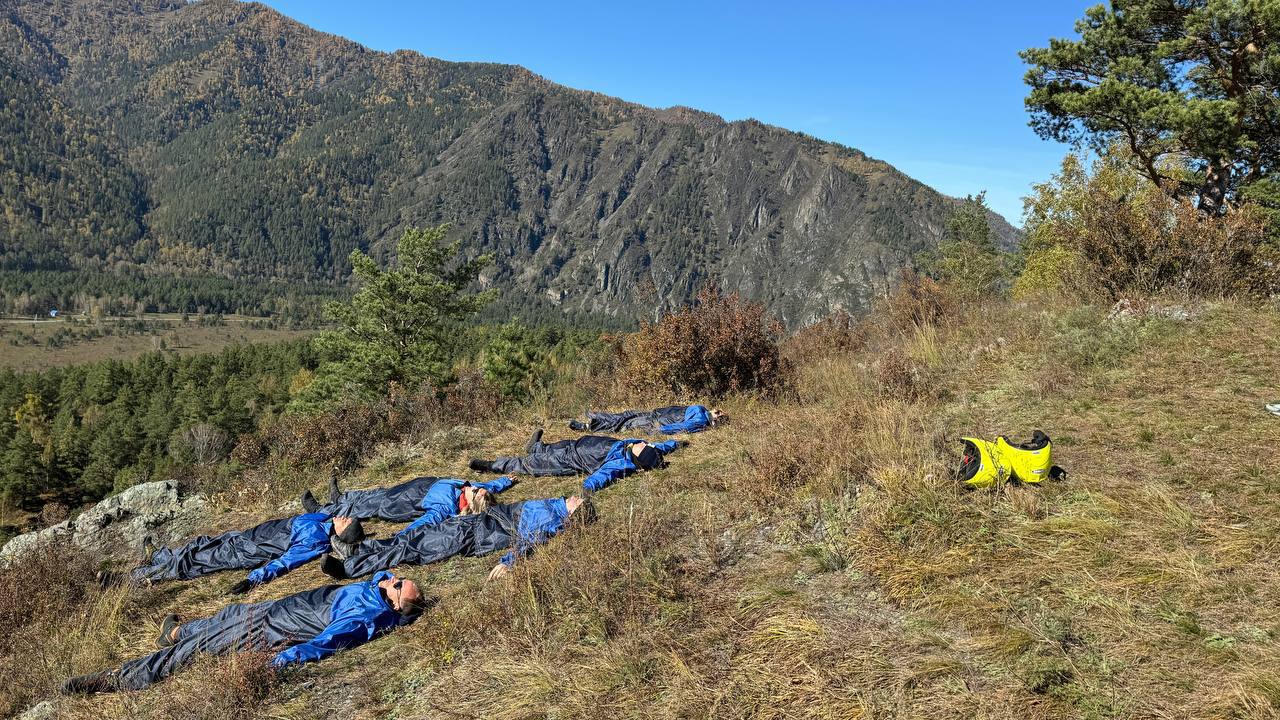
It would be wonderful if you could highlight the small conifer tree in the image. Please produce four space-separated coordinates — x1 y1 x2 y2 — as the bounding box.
294 226 494 410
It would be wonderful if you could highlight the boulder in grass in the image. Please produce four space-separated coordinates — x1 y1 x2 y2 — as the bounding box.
0 481 206 566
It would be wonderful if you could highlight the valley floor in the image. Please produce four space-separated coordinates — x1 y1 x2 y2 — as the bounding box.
0 315 313 371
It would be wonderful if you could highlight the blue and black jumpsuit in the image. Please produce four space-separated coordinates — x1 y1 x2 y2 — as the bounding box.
115 571 411 690
320 476 513 525
581 404 712 434
334 498 572 579
130 513 333 588
487 436 680 491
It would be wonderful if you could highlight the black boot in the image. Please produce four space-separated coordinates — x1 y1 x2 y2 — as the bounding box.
61 670 121 695
300 490 322 514
568 420 587 431
525 429 544 454
96 569 123 589
469 458 494 473
327 470 342 505
139 535 157 564
320 554 348 580
155 614 181 648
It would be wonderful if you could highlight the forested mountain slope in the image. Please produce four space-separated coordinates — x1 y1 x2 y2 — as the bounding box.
0 0 1017 326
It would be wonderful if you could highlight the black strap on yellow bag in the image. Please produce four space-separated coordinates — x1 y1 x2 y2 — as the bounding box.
956 430 1065 489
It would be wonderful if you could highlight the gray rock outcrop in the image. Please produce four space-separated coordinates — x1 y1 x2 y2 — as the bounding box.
16 701 56 720
0 480 206 566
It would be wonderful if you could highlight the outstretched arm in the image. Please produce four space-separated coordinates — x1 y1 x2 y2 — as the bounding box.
496 530 547 568
652 439 681 455
272 618 370 667
582 460 627 492
247 540 328 585
475 476 514 494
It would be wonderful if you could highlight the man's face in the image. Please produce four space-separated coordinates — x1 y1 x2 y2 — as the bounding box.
629 441 649 457
332 516 354 535
381 574 422 613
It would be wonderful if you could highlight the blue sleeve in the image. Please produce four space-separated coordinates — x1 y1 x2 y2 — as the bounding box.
652 439 681 455
500 523 557 567
271 618 371 667
417 479 465 511
476 476 514 493
247 540 327 585
658 417 705 434
583 459 628 492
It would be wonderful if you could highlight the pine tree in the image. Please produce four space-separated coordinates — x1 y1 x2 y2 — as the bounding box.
296 226 494 409
481 323 550 401
925 193 1004 297
1022 0 1280 213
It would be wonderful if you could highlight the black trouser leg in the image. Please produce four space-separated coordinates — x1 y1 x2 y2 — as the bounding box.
322 477 434 522
489 440 580 476
340 518 476 578
116 603 259 690
130 530 276 582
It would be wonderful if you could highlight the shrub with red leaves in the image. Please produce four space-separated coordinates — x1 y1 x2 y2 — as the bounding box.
619 286 790 399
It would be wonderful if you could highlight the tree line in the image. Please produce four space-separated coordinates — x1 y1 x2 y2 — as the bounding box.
0 270 343 322
0 341 318 516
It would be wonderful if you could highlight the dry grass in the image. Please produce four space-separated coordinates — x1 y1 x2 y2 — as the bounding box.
6 299 1280 719
0 544 130 715
55 650 277 720
0 316 312 371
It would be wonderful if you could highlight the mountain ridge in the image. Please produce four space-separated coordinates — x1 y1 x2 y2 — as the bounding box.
0 0 1018 327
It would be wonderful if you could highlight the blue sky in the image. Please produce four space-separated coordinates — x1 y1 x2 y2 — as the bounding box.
255 1 1091 226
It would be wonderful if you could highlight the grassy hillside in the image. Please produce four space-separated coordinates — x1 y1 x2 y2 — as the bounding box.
4 295 1280 719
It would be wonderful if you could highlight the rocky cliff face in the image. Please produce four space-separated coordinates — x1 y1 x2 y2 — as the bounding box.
0 0 1019 327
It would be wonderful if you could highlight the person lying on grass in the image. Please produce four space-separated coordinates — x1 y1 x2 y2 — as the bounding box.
469 432 683 492
302 473 513 529
61 571 425 694
115 512 365 595
567 404 726 435
318 495 597 581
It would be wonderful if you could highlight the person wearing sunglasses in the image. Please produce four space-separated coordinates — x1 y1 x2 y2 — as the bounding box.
319 495 598 581
567 405 727 435
61 571 426 694
469 432 683 492
302 473 513 529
